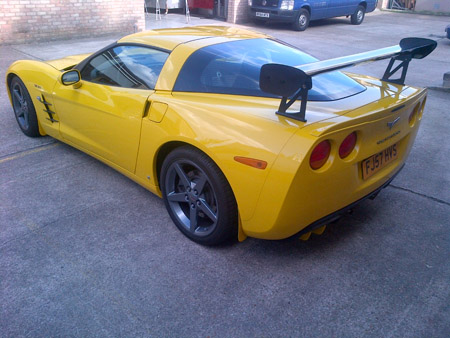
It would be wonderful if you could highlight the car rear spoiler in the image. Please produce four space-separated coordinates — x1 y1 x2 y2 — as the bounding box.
259 37 437 122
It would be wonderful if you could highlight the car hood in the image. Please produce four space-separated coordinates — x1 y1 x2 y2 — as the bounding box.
45 53 91 71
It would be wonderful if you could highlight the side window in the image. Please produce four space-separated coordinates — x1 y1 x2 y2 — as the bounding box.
80 45 169 89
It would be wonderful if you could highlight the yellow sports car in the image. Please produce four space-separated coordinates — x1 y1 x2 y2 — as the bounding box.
6 26 436 245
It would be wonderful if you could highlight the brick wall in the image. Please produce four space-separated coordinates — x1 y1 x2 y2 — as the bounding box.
0 0 145 45
227 0 249 24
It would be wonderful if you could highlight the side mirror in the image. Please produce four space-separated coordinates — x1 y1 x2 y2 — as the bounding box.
61 69 81 86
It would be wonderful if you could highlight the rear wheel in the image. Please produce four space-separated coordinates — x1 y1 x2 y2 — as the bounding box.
292 8 310 31
351 5 365 25
161 146 238 246
10 76 40 137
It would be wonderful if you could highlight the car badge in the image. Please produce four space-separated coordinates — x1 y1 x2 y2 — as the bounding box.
262 0 267 5
387 117 400 130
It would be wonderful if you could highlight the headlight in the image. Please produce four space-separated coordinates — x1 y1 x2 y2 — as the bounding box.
280 0 294 10
248 0 252 6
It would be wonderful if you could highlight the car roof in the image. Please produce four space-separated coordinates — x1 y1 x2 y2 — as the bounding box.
118 25 270 50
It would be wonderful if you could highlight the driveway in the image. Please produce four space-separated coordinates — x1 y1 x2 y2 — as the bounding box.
1 10 449 337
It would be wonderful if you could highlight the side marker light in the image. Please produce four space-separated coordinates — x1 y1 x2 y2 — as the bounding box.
234 156 267 169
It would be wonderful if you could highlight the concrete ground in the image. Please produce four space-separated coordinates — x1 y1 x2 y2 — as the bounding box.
1 10 449 337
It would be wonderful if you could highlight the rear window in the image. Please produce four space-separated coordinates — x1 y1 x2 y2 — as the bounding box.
173 39 365 101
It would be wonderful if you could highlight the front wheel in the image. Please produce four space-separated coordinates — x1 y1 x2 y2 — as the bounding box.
292 8 310 31
10 76 40 137
351 5 365 25
161 146 238 246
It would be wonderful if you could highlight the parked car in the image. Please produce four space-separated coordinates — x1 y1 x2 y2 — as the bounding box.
249 0 378 31
6 26 435 245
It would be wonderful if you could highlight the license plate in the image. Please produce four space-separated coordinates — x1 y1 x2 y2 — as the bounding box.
361 143 398 180
256 12 269 18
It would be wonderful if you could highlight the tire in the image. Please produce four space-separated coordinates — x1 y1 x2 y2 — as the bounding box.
292 8 310 31
10 76 40 137
160 146 238 246
351 5 365 25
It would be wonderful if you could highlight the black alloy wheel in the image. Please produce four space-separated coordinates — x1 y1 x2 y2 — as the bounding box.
10 76 40 137
161 146 238 245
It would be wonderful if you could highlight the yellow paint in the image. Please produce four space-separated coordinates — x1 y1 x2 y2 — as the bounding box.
149 102 168 123
6 61 62 138
5 26 428 241
52 80 153 173
119 25 269 51
45 53 91 70
238 216 247 242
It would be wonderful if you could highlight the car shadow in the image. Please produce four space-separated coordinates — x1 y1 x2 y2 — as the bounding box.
211 201 375 257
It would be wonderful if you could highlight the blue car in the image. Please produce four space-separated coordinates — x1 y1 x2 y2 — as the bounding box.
249 0 378 31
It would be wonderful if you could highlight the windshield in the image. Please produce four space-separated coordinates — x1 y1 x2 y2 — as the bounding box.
173 38 365 101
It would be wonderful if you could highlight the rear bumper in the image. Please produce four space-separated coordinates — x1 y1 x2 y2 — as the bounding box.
295 164 403 237
240 83 427 240
249 8 298 23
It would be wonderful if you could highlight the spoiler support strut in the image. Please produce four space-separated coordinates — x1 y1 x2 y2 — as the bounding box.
276 76 312 122
382 53 413 85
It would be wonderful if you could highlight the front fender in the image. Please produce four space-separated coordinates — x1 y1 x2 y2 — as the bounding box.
6 60 62 137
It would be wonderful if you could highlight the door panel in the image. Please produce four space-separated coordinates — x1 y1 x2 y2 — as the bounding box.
310 1 329 20
52 44 168 173
53 81 153 172
326 0 349 17
341 0 357 16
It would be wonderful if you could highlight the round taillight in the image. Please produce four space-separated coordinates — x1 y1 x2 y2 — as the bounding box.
339 132 357 159
310 140 331 170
